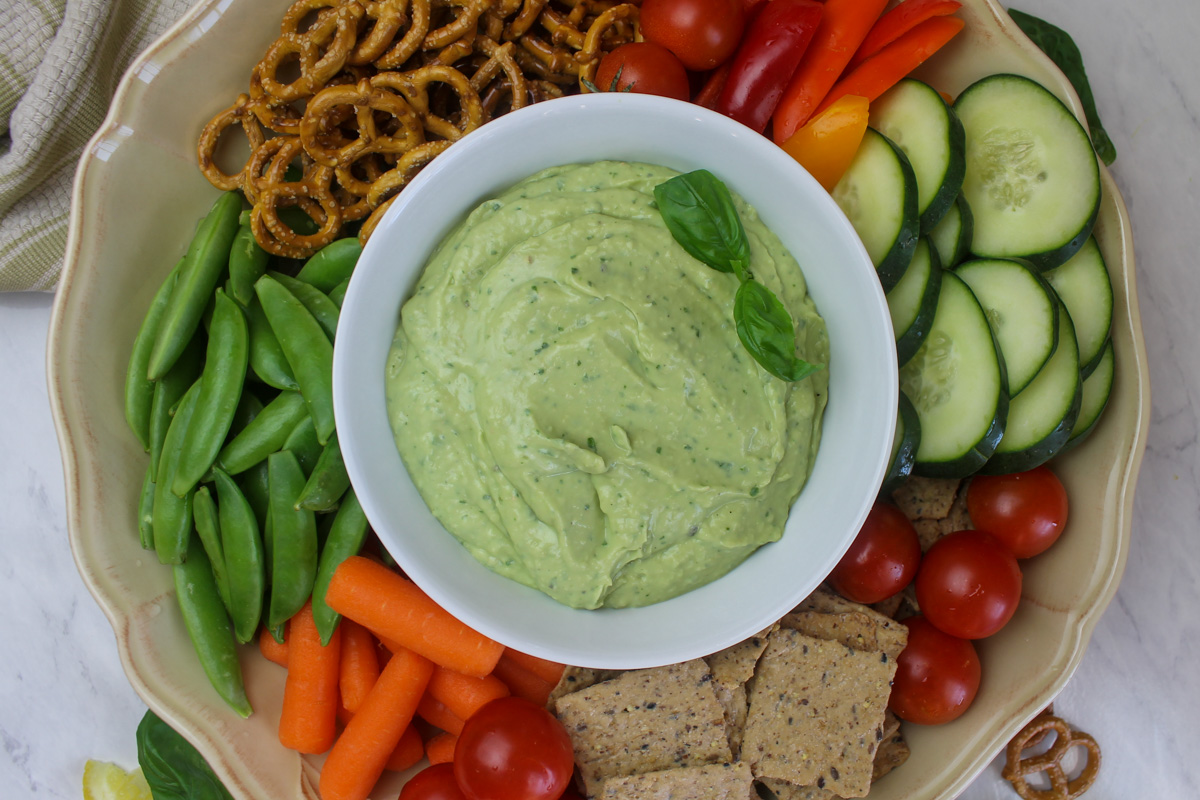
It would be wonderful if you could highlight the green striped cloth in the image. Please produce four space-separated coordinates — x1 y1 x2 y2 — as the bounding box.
0 0 193 292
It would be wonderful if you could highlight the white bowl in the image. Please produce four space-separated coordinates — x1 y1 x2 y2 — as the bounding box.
333 93 897 670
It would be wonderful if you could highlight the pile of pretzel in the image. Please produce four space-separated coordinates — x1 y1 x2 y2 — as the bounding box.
197 0 642 258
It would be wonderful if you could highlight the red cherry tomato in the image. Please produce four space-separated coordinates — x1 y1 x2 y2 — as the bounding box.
828 502 922 604
454 697 574 800
594 42 690 101
889 615 982 725
967 466 1069 559
400 764 469 800
641 0 746 71
915 529 1022 639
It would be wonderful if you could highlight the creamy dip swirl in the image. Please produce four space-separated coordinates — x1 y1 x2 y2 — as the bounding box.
385 161 828 609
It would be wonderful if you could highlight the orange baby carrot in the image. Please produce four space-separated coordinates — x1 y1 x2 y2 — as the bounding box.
320 647 435 800
385 725 425 772
427 665 510 721
259 624 289 667
502 648 566 685
491 654 556 707
339 619 381 714
416 694 466 735
426 732 458 765
279 602 343 754
326 556 504 678
846 0 962 71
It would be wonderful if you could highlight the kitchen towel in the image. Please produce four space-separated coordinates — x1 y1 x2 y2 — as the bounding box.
0 0 193 292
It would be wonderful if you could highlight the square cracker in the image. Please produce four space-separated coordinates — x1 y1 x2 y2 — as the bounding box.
547 666 624 713
741 628 896 798
872 727 910 782
757 777 837 800
598 762 755 800
780 609 907 661
554 659 733 795
712 681 749 760
705 626 774 689
890 476 960 520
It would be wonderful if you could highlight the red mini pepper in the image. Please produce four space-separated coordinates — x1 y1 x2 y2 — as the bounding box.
714 0 824 134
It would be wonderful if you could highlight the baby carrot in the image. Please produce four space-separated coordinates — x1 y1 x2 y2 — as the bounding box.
279 601 343 754
491 654 556 707
385 725 424 772
425 732 458 765
427 666 509 721
339 618 381 714
260 623 289 667
325 556 504 678
502 649 566 685
319 647 435 800
416 694 465 736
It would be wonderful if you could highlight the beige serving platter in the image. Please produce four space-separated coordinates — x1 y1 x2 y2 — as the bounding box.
47 0 1149 798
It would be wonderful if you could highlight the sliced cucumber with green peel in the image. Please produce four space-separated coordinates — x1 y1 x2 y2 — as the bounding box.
901 270 1007 478
1064 338 1115 449
955 258 1059 397
982 304 1082 474
955 73 1101 270
929 193 974 269
1043 236 1113 377
870 78 966 233
881 389 922 496
833 127 919 292
887 237 942 367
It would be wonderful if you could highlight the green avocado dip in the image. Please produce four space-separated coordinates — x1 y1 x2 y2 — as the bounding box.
385 161 829 609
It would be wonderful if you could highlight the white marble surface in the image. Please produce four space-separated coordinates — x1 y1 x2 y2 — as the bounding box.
2 0 1199 797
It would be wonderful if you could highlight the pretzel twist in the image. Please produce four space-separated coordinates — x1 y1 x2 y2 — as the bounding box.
1002 714 1101 800
197 94 266 191
299 78 426 167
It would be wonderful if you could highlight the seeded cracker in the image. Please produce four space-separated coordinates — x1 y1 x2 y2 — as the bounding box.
547 666 624 713
890 476 960 520
741 628 896 798
758 777 837 800
872 727 910 782
779 610 907 661
597 762 755 800
554 659 733 796
705 627 774 759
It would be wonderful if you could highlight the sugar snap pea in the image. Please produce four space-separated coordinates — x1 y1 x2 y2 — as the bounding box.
212 467 264 644
255 275 335 444
217 390 307 475
297 432 350 512
282 415 323 477
227 221 268 308
192 486 232 614
294 237 362 293
229 390 264 439
148 335 204 477
311 489 369 644
147 192 241 380
266 450 317 630
237 459 271 530
137 464 155 551
328 278 350 309
173 290 249 497
247 296 299 391
268 271 340 341
153 381 201 565
173 536 252 718
125 260 181 449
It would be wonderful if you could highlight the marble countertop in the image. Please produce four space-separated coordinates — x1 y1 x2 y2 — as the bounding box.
3 0 1199 797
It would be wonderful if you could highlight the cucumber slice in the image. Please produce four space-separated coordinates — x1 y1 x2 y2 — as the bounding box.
887 238 942 367
1064 338 1115 449
1043 236 1113 377
955 74 1101 270
880 389 922 496
929 193 974 269
954 258 1059 397
833 128 919 292
982 304 1082 474
901 270 1007 478
870 78 966 233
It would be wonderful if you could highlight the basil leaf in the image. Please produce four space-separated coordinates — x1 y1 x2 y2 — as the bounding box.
136 710 235 800
653 170 751 279
1008 9 1116 165
734 281 822 382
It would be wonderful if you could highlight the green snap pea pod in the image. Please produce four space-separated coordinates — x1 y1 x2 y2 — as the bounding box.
247 297 299 391
238 459 271 530
173 290 249 497
297 432 350 512
148 336 204 477
268 271 340 341
153 381 201 565
212 467 264 644
147 192 242 380
328 278 350 309
229 390 265 439
172 536 252 717
255 275 335 445
125 261 182 449
137 463 156 551
266 450 317 630
282 415 323 477
192 486 232 614
227 221 269 308
217 390 307 475
294 237 362 293
311 489 369 644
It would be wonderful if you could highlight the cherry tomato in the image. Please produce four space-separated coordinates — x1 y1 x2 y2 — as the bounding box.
828 502 922 604
454 697 574 800
400 764 469 800
594 43 690 101
889 615 981 725
967 466 1069 559
915 529 1022 639
641 0 745 71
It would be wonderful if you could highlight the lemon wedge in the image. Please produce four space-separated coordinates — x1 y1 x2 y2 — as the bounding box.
82 760 153 800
